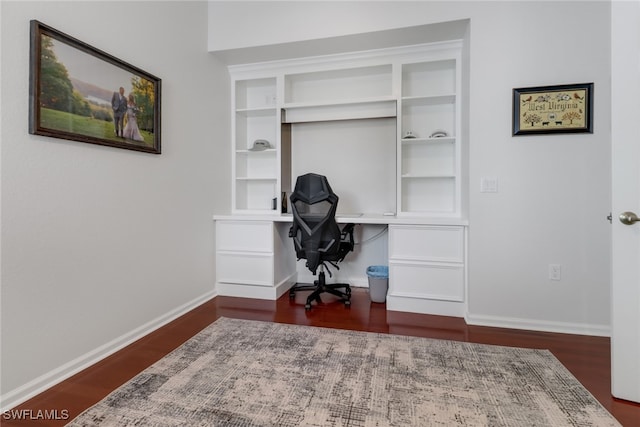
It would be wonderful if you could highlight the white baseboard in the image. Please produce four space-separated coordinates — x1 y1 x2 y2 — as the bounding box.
386 295 466 317
465 313 611 337
0 290 217 412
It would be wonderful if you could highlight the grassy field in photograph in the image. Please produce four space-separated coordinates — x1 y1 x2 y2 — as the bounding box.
39 108 154 148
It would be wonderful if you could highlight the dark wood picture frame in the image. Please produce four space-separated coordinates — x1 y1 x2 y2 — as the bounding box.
29 20 161 154
512 83 593 136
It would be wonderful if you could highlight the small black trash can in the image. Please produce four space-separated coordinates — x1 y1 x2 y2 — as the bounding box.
366 265 389 303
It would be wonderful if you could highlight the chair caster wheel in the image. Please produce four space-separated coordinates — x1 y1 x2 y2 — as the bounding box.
305 303 312 310
344 300 351 307
289 292 295 299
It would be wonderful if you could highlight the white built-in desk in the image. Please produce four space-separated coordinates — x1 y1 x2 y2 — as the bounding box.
214 214 468 317
218 41 469 317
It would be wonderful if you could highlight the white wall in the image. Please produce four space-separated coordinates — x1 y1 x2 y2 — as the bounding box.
209 1 612 335
208 0 460 53
1 1 230 408
466 2 610 335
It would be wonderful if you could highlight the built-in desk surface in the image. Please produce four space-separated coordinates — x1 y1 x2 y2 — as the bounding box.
213 213 468 226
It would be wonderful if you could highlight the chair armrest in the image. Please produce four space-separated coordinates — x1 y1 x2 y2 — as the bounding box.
289 223 298 238
341 223 355 244
338 223 355 260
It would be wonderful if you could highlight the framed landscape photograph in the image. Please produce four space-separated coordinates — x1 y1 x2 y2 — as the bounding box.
29 20 161 154
512 83 593 136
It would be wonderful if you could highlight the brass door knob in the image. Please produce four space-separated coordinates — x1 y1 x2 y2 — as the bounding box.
619 211 639 225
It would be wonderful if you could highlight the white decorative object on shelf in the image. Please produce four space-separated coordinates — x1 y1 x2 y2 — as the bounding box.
429 129 448 138
403 131 417 139
248 139 272 151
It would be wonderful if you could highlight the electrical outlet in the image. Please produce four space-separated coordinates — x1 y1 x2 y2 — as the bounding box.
549 264 562 281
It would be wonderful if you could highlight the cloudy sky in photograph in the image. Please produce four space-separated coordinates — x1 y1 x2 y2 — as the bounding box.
50 36 137 102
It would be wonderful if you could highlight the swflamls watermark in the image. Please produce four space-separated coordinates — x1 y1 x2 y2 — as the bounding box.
2 409 70 421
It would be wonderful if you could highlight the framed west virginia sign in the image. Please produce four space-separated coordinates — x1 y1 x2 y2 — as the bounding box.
513 83 593 136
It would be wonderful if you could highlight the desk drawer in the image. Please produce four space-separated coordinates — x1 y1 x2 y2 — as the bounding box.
389 225 464 262
216 220 273 253
217 252 273 286
389 262 464 302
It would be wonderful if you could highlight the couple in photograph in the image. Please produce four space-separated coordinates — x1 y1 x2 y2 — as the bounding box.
111 86 144 142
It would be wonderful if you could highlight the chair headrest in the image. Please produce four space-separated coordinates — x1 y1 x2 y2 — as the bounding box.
292 173 338 205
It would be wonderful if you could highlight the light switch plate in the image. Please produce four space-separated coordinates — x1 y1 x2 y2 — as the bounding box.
480 177 498 193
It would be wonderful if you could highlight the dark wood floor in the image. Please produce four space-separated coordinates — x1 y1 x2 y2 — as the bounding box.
5 289 639 426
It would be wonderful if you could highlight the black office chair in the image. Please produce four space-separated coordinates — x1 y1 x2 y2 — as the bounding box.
288 173 355 310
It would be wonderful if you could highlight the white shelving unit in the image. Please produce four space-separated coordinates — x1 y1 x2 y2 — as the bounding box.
222 42 467 316
229 43 463 217
399 57 461 216
232 78 280 213
230 42 465 218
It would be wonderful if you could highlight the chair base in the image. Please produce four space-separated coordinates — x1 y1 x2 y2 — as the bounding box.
289 271 351 310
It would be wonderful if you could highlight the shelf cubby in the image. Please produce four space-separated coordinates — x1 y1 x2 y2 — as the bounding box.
401 96 455 141
401 177 456 214
401 139 456 178
284 65 392 105
402 60 456 98
235 150 277 180
235 179 278 211
235 109 277 151
235 78 277 110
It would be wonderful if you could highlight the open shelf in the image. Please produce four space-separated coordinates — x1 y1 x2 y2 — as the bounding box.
402 136 456 144
235 179 279 212
402 60 456 98
401 177 457 214
401 98 455 141
402 94 456 105
282 97 396 123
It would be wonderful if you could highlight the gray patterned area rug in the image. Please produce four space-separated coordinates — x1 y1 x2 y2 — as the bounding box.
67 317 620 426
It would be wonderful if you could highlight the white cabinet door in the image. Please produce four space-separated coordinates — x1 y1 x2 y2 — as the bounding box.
388 225 466 314
216 221 274 253
216 221 274 286
389 225 464 262
389 262 464 302
217 253 274 286
215 220 297 299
